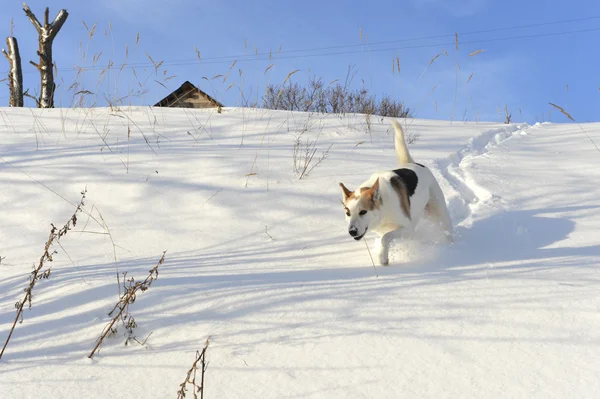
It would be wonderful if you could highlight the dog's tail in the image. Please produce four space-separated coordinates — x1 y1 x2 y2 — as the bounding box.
391 119 415 164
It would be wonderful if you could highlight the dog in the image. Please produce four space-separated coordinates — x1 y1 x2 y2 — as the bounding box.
339 119 453 265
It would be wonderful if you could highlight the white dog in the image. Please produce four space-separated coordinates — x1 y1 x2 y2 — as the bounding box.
339 120 453 265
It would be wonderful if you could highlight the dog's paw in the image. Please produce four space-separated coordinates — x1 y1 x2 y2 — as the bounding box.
378 252 389 266
376 241 390 266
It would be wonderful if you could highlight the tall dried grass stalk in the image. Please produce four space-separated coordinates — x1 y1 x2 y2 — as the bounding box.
419 52 446 81
177 337 210 399
549 102 600 154
0 189 86 360
88 250 166 359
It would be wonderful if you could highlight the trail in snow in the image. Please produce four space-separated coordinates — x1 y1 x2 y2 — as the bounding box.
433 123 531 225
395 122 532 262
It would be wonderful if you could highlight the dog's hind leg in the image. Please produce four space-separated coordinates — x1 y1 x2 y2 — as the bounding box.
426 182 454 241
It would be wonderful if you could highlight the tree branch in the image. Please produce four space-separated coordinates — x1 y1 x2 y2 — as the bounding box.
49 9 69 39
24 89 40 107
23 3 42 33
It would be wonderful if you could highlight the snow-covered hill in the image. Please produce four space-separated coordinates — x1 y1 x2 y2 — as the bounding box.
1 107 599 398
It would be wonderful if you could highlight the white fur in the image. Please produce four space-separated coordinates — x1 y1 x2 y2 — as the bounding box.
341 120 453 265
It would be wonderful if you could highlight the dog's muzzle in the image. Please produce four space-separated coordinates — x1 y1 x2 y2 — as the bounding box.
349 227 366 241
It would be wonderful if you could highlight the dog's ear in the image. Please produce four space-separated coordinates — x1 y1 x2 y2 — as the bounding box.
365 178 381 202
339 182 353 201
371 178 380 193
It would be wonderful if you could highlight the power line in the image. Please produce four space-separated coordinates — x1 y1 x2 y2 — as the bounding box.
169 27 600 66
60 26 600 71
2 19 600 76
173 15 600 62
84 15 600 65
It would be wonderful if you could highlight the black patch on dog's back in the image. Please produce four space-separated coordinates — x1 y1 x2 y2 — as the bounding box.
392 168 418 197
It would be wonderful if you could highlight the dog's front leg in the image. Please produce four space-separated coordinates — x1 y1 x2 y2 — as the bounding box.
377 228 405 265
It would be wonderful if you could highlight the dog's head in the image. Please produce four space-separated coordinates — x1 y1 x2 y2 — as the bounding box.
339 178 381 241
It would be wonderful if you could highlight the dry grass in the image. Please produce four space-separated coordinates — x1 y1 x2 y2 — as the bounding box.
548 102 574 121
177 338 210 399
88 250 166 359
548 102 600 154
244 117 277 187
95 209 122 296
418 52 447 82
293 135 333 179
0 189 87 361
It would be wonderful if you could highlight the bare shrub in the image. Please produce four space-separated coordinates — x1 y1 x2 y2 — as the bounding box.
263 75 411 118
0 189 86 360
292 133 333 179
407 130 420 145
88 250 166 359
291 115 332 179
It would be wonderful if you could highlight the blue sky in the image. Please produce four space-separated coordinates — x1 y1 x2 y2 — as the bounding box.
0 0 598 122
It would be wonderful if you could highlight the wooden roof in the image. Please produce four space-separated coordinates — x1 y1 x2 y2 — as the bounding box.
154 81 224 108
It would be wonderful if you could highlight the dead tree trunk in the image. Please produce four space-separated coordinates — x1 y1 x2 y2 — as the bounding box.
1 37 23 107
23 3 68 108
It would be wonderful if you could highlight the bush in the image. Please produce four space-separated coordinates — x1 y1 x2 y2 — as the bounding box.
262 76 411 118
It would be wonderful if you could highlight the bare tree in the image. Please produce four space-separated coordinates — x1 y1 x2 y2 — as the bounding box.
1 37 23 107
23 3 68 108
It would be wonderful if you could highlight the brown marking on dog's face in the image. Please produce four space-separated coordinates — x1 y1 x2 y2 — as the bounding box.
359 178 381 210
343 178 381 213
390 176 411 219
340 179 381 216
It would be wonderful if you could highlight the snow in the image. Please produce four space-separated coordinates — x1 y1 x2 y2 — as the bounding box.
1 107 599 398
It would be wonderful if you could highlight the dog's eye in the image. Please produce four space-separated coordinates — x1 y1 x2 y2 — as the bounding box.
344 208 351 216
359 210 367 216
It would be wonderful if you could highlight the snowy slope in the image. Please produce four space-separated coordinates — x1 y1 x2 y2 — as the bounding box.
1 107 599 398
